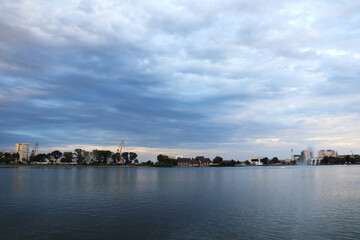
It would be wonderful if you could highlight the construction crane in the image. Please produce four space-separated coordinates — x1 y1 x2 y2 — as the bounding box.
117 140 125 164
31 142 39 157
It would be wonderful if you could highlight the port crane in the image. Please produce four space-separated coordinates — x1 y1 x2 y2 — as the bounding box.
117 140 125 164
31 142 39 157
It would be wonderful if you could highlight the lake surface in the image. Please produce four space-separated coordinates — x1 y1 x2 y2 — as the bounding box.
1 166 360 239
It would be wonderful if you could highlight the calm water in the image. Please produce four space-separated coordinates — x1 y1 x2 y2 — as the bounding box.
1 166 360 239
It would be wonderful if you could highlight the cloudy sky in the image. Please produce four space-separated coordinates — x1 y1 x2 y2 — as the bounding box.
1 0 360 161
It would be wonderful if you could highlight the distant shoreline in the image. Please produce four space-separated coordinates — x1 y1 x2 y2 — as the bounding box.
0 163 358 168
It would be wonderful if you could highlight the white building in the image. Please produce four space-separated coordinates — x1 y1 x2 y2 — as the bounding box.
15 143 30 162
250 158 264 166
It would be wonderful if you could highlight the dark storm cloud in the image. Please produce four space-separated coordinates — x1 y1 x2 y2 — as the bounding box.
1 0 360 159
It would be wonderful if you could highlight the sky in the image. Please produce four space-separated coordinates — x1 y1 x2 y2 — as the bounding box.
1 0 360 161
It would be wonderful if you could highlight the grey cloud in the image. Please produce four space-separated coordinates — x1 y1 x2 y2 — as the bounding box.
0 0 360 160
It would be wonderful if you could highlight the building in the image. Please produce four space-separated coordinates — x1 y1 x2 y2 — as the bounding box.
190 159 200 167
250 158 264 166
177 157 212 167
199 158 211 166
318 149 338 159
15 143 30 162
177 158 192 166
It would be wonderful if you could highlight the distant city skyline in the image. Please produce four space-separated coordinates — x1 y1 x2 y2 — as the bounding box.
1 0 360 161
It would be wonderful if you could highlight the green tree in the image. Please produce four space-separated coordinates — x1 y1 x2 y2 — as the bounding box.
62 152 73 162
83 150 92 164
129 152 138 164
195 156 204 161
155 154 177 167
51 150 62 163
157 154 170 163
262 157 269 165
92 150 100 164
272 157 279 164
46 153 52 162
112 152 121 164
322 156 329 165
74 149 85 164
213 156 223 163
11 153 19 162
122 152 130 164
345 155 351 164
146 160 154 166
35 153 47 162
228 160 236 166
1 153 12 164
93 150 112 164
29 153 47 162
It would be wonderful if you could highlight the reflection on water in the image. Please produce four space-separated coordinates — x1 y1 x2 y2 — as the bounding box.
1 166 360 239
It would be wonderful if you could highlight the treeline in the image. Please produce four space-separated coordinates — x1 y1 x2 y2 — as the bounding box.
154 154 178 167
154 155 293 167
0 149 138 165
155 155 245 167
321 155 360 165
0 152 19 164
242 157 297 166
212 156 239 166
4 150 357 167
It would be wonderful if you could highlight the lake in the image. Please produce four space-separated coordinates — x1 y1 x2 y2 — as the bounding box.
1 165 360 239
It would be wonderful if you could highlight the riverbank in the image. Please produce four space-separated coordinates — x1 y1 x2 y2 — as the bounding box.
0 163 358 168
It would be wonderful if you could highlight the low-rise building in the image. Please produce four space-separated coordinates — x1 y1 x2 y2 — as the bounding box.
199 158 211 166
250 158 264 166
177 157 212 167
190 159 200 167
177 158 192 166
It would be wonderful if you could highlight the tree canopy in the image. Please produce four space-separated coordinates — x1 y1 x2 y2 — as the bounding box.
213 156 223 163
271 157 279 164
155 154 177 167
93 150 112 164
51 150 62 162
74 149 85 164
62 152 73 162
